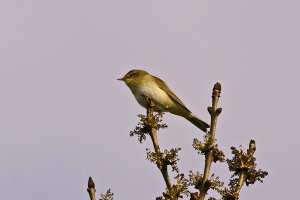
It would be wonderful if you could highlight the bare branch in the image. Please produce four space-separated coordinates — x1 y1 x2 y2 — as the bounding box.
198 82 222 200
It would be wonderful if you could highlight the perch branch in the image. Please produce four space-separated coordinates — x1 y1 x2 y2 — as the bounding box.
146 98 173 190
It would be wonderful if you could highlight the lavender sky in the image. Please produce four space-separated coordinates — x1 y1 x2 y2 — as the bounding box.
0 1 299 199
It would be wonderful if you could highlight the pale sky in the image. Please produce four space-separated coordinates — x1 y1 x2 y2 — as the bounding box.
0 1 299 199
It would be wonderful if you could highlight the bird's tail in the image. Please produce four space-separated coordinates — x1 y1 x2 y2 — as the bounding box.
186 113 210 133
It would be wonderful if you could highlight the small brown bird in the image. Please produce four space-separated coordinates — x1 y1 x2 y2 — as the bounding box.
118 69 210 132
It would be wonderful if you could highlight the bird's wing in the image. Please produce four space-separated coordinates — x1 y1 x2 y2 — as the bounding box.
154 75 191 112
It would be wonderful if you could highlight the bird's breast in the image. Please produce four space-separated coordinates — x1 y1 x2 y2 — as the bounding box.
132 81 173 112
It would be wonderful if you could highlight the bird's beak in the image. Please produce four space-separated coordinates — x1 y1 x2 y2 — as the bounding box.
117 77 124 81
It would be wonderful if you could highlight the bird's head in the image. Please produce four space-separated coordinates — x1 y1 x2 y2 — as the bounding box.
117 69 149 87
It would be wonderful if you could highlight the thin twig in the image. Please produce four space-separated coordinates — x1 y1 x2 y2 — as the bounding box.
199 83 222 200
235 172 246 198
234 140 256 198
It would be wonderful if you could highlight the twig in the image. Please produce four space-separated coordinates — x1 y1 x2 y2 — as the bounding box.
146 98 173 190
87 176 96 200
199 83 222 200
234 140 256 198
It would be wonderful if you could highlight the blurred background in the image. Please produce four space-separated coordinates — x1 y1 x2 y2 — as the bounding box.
0 1 299 199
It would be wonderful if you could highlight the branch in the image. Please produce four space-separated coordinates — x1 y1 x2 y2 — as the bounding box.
130 98 188 199
234 141 256 196
87 177 96 200
199 83 222 200
146 98 173 190
225 140 268 199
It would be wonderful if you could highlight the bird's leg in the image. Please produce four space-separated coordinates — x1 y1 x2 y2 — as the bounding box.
146 97 159 151
146 96 156 108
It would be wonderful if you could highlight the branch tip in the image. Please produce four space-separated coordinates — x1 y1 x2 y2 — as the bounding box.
213 82 221 91
87 176 96 200
88 176 95 189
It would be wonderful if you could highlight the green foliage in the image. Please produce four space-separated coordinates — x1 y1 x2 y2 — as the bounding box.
146 148 181 173
220 188 237 200
189 171 224 193
192 135 225 163
157 174 190 200
99 189 114 200
130 113 167 143
189 171 204 190
227 143 268 187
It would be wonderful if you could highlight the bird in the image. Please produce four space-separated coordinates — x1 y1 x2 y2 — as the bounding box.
118 69 210 132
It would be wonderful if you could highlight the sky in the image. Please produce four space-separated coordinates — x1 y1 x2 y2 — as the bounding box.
0 1 299 199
